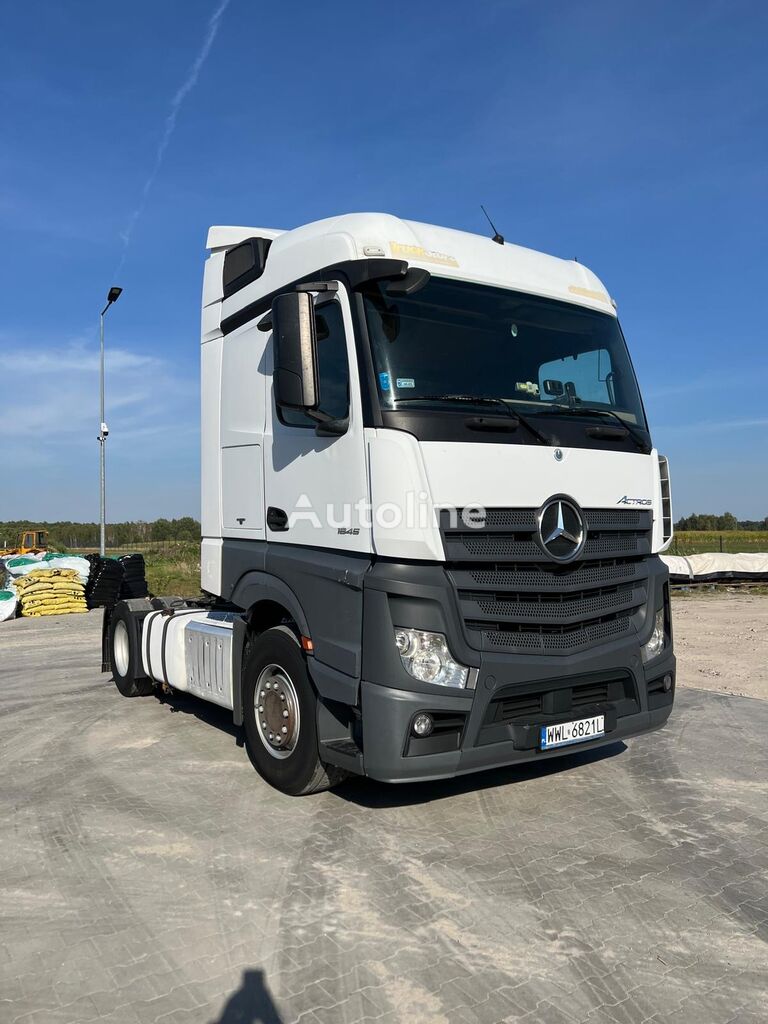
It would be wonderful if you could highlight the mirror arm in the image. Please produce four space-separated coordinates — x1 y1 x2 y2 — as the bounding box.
307 408 348 436
306 407 347 433
296 281 339 293
258 284 339 332
314 416 348 437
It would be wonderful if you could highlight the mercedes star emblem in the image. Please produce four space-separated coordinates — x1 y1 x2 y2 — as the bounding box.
537 497 586 562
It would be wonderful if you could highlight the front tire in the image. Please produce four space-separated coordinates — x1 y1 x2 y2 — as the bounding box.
242 626 345 795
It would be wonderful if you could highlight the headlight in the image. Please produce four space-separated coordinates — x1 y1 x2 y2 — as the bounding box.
641 608 666 663
393 628 469 688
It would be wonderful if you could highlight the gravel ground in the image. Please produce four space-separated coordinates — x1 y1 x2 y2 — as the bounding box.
1 597 767 1024
672 593 768 700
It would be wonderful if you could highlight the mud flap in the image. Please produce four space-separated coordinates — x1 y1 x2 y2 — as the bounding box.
232 614 247 726
101 607 113 673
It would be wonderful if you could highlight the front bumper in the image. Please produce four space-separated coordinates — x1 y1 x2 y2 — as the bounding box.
361 649 675 783
359 558 675 783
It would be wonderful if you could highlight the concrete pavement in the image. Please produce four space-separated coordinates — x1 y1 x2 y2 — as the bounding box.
1 611 766 1024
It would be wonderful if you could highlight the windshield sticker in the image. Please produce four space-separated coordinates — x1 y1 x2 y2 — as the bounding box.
396 377 415 389
390 242 459 268
378 372 391 392
515 381 540 396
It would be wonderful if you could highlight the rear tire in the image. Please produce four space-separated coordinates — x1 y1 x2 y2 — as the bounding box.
109 603 154 697
242 626 346 795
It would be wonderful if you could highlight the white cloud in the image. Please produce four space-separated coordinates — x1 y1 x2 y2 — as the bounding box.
0 332 200 519
0 336 196 442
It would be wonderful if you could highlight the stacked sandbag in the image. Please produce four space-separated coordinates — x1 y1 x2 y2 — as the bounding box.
118 553 149 599
84 553 124 609
15 568 87 617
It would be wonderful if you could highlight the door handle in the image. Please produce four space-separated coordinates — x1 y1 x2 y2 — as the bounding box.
267 507 289 532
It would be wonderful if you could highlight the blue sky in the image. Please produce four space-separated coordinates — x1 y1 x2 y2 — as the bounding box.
1 0 766 522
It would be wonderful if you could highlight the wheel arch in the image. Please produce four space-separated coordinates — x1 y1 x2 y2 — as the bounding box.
231 572 311 726
233 571 310 636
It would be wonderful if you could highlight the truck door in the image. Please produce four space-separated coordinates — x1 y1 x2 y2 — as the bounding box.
262 285 371 554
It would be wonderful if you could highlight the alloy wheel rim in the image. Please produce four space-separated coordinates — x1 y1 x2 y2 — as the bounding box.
254 664 300 760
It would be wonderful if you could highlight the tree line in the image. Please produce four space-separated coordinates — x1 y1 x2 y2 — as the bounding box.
674 513 767 531
2 513 766 551
0 518 201 550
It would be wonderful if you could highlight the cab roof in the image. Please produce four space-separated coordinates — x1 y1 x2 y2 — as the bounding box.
206 213 616 317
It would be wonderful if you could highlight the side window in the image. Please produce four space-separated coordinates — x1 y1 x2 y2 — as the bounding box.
280 300 350 427
538 348 613 405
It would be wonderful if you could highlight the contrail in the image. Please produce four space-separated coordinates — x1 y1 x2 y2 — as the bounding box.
116 0 231 267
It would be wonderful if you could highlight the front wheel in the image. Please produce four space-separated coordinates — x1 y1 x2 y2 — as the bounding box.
242 626 346 795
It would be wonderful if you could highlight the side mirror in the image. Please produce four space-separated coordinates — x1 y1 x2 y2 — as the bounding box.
272 291 319 410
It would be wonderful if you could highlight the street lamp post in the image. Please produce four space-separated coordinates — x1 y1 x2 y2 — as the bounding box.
99 286 123 557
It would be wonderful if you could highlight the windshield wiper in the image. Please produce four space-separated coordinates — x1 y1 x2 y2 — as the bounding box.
550 405 651 453
393 395 552 445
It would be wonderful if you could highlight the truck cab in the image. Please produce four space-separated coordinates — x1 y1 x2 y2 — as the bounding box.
108 213 675 794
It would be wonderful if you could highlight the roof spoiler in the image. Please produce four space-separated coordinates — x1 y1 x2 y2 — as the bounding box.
206 225 284 252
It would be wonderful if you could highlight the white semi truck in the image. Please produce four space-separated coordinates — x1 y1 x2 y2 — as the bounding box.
104 213 675 795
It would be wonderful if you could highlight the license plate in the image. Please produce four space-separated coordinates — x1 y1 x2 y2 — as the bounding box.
541 715 605 750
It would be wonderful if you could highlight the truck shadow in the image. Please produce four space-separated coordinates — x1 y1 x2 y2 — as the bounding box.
155 690 245 746
333 740 627 808
209 968 283 1023
154 690 626 807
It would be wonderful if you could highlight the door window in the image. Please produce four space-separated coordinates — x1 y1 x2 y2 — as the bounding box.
279 301 350 427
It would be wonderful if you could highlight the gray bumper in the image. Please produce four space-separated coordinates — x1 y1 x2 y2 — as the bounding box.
361 651 675 783
359 556 675 782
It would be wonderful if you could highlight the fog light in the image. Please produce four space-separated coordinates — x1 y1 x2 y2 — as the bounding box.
663 674 673 692
412 713 434 737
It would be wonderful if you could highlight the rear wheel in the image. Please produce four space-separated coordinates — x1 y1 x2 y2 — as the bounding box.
242 626 346 795
109 603 153 697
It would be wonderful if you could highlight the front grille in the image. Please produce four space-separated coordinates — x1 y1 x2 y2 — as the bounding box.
487 673 638 724
442 507 652 655
572 681 609 706
495 693 543 720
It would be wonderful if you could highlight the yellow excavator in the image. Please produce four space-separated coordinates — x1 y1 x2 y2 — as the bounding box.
0 529 49 556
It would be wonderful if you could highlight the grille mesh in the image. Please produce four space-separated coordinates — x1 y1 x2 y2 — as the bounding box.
476 508 646 530
442 506 652 655
479 616 632 652
446 530 648 560
464 559 646 591
470 584 645 623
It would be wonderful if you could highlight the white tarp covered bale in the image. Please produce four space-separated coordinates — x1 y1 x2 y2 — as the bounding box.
4 553 90 585
0 587 17 621
662 552 768 582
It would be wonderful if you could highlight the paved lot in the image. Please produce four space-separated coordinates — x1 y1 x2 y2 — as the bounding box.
672 594 768 700
1 609 767 1024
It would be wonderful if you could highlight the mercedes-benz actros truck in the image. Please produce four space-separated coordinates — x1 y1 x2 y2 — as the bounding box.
104 213 676 795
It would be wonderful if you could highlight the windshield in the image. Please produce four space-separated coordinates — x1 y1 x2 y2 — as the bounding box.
363 276 647 432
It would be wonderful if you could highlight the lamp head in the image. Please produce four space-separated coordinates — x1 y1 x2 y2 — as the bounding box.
107 286 122 304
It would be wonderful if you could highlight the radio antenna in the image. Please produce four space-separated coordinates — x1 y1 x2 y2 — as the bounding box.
480 205 505 246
